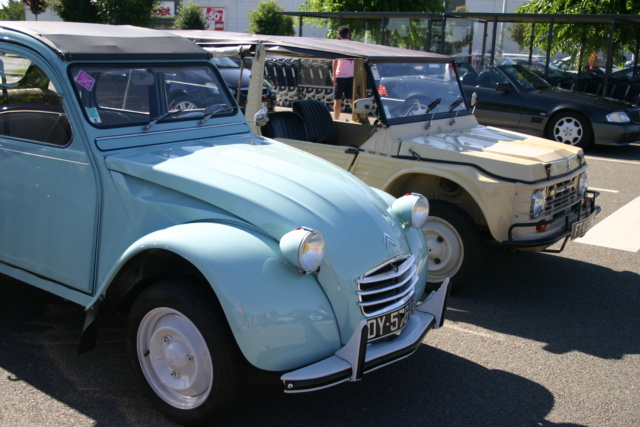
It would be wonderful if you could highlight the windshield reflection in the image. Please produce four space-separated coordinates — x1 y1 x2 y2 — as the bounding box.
371 62 468 122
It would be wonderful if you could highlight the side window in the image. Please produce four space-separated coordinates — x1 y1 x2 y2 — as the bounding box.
0 52 71 146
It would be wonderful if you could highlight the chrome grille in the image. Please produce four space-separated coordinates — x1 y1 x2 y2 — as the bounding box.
544 178 579 213
356 254 418 317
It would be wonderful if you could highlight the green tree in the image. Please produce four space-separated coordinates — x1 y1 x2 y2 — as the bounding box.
516 0 640 67
97 0 159 27
299 0 450 46
172 1 206 30
50 0 99 23
0 0 26 20
24 0 47 20
248 0 294 36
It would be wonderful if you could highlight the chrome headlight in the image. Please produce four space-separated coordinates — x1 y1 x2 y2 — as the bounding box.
606 111 631 123
280 227 325 273
530 188 546 218
578 171 589 197
391 193 429 228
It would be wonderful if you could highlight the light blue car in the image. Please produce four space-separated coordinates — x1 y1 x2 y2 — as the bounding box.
0 22 449 425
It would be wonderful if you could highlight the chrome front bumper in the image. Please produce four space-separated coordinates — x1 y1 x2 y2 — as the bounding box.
281 278 450 393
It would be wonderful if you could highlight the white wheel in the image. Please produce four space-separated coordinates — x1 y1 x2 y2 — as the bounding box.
425 217 464 283
423 200 482 292
548 112 592 147
127 279 244 425
136 307 213 409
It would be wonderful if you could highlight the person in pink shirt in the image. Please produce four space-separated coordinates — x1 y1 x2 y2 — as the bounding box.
332 26 354 119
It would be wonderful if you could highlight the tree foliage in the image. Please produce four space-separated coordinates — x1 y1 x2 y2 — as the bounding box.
172 1 206 30
24 0 48 16
516 0 640 66
299 0 449 45
50 0 99 23
50 0 158 25
97 0 159 27
248 0 294 36
0 0 26 20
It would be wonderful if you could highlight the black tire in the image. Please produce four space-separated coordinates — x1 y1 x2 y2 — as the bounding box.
546 111 593 148
424 200 482 292
127 279 244 426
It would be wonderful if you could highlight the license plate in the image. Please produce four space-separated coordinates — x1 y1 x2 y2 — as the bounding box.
366 300 415 341
571 211 597 239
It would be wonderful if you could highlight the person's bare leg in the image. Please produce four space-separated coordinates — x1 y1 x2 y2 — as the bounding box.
333 98 342 120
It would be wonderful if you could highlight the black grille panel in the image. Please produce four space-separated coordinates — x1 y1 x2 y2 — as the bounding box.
544 178 579 213
357 254 418 317
628 109 640 124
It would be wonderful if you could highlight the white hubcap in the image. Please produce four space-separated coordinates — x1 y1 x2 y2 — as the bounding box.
553 117 583 145
137 308 213 409
424 217 464 282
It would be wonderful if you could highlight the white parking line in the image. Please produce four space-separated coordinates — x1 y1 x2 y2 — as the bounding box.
589 187 619 193
575 196 640 252
585 156 640 165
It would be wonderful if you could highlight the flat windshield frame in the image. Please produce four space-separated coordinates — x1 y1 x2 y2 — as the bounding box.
370 60 470 126
69 63 237 128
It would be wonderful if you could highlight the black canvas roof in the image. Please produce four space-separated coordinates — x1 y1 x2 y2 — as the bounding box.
170 30 453 63
0 21 210 61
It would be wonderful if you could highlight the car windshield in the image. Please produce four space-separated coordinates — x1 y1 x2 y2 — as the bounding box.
69 64 236 128
371 61 468 123
499 64 553 91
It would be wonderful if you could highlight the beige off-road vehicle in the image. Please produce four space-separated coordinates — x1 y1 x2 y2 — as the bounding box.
176 32 600 291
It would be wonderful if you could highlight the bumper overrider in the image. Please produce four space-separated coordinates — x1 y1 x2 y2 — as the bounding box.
504 189 601 250
281 278 450 393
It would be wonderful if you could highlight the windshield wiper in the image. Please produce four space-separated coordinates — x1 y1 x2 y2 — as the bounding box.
425 98 441 114
448 98 464 112
424 98 441 130
144 109 192 130
199 104 236 125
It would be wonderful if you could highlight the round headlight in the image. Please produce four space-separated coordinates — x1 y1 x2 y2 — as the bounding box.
391 193 430 228
531 188 546 218
578 171 589 196
280 227 325 273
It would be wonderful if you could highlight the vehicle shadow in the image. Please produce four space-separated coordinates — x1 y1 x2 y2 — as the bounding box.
586 143 640 161
448 248 640 359
0 275 574 427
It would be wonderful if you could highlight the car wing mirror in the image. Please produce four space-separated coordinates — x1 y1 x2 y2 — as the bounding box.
470 92 478 107
253 107 269 127
496 82 514 93
353 98 373 115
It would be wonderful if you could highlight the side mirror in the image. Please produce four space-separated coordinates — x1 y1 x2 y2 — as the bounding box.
253 107 269 127
496 82 514 93
353 98 373 115
470 92 478 107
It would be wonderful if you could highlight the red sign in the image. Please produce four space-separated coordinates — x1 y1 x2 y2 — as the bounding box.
201 7 226 31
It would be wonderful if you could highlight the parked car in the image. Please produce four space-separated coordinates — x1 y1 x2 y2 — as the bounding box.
456 63 640 147
0 22 449 425
212 55 276 111
176 31 600 291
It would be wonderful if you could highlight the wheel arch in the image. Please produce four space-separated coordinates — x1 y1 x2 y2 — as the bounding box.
383 171 489 236
544 108 593 141
80 222 341 372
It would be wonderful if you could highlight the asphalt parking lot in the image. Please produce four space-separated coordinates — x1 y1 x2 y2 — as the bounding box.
0 144 638 427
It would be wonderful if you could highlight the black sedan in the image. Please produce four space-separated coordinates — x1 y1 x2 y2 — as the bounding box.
456 64 640 148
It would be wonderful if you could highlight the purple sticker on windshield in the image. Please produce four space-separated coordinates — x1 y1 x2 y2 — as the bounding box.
75 70 95 91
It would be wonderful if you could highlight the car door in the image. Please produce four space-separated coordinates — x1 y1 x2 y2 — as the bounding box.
462 67 524 130
0 50 99 294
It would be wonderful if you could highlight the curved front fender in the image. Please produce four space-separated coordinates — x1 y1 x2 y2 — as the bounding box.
98 222 341 372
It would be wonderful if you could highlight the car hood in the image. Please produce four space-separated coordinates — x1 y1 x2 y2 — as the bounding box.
105 135 411 269
538 87 633 110
390 117 585 182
